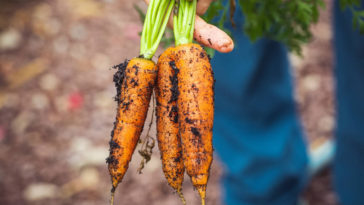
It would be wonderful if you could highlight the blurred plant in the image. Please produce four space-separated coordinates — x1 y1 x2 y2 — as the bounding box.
203 0 364 56
340 0 364 33
203 0 325 55
134 4 146 22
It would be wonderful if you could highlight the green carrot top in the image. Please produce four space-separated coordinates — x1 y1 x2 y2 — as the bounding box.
173 0 197 46
140 0 175 59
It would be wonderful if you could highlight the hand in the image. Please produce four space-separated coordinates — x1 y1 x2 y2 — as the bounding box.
144 0 234 53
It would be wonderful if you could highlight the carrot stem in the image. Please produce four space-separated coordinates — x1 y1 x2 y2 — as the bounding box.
140 0 175 59
153 1 174 52
152 0 169 41
173 0 196 46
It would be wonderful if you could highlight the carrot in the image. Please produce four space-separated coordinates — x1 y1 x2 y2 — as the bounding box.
175 43 214 205
106 0 175 204
155 47 186 203
172 1 214 204
107 58 156 190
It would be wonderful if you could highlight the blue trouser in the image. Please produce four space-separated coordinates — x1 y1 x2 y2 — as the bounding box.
212 6 308 205
212 1 364 204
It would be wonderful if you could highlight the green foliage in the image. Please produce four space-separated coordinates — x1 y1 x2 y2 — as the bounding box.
340 0 361 9
243 0 325 54
204 0 325 55
203 0 364 55
203 46 216 58
134 4 146 22
340 0 364 34
353 10 364 34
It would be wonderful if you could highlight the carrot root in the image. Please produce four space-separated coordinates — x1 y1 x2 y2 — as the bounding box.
156 47 185 195
107 58 157 191
177 189 187 205
174 43 214 203
110 190 115 205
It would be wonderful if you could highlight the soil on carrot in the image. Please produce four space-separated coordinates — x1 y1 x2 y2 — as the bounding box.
113 60 129 104
0 0 336 205
169 60 180 103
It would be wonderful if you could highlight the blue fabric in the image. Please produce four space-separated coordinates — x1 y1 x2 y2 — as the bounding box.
333 1 364 204
211 5 308 205
212 0 364 204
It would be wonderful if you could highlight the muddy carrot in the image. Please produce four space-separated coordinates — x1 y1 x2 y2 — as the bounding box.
175 43 214 205
155 47 186 204
106 0 175 204
173 1 214 204
107 58 156 190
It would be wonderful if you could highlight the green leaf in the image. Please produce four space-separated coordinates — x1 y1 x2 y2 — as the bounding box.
200 0 363 55
134 4 146 23
204 46 216 58
359 19 364 34
160 28 174 48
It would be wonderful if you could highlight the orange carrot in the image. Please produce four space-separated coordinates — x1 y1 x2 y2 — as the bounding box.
174 43 214 205
155 47 186 203
107 58 156 192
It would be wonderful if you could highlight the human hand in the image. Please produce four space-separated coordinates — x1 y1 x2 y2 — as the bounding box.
144 0 234 53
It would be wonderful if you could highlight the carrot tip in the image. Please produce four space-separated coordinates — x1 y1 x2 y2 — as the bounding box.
177 189 186 205
110 190 115 205
201 197 206 205
196 185 206 205
111 186 116 193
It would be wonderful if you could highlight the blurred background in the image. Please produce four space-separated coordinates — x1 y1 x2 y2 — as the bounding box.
0 0 336 204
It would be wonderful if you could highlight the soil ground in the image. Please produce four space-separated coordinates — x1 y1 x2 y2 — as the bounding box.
0 0 337 204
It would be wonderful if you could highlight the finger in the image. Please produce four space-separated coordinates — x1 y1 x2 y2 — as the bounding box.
194 16 234 53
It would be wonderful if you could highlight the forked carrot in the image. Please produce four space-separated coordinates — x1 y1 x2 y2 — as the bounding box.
155 47 186 204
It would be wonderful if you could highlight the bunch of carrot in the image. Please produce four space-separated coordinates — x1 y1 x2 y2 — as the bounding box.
107 0 218 204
